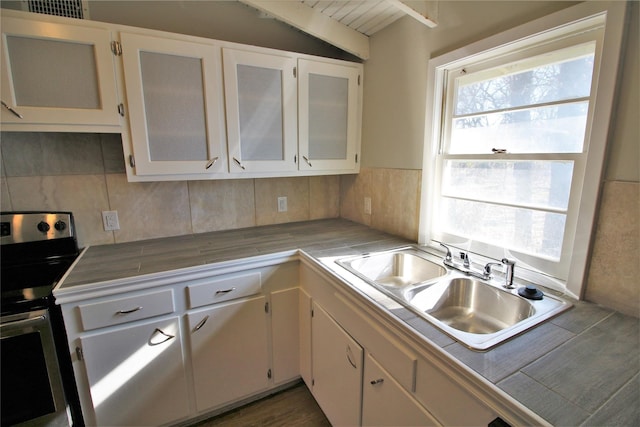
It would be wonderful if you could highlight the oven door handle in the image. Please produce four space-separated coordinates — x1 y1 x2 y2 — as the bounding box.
0 314 47 332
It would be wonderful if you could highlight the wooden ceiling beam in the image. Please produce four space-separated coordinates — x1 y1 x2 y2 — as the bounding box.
238 0 370 60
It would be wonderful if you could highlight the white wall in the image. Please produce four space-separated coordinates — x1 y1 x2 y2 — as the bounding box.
361 1 581 169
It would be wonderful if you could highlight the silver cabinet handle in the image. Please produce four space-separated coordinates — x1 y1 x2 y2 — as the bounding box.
302 156 312 167
492 148 507 154
346 345 357 369
370 378 384 385
149 328 174 346
215 287 236 295
233 157 246 170
205 157 219 170
1 100 23 119
116 306 142 315
193 315 209 332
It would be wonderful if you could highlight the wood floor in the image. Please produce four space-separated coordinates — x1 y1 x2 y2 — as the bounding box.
191 382 331 427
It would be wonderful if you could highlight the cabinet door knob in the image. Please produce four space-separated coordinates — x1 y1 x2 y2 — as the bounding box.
1 100 23 119
346 345 358 369
193 315 210 332
149 328 175 346
233 157 246 170
205 157 219 169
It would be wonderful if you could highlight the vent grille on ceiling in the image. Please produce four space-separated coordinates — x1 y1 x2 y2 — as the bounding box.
27 0 86 19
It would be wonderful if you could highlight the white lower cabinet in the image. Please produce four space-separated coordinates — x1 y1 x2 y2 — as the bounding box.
311 302 363 427
188 295 270 412
80 316 189 426
363 353 439 427
270 288 300 384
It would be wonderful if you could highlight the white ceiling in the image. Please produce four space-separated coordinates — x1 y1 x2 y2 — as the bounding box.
239 0 437 60
300 0 407 36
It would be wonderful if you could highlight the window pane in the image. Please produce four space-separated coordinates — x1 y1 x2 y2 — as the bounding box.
442 160 573 210
454 52 595 116
450 101 588 153
439 198 566 260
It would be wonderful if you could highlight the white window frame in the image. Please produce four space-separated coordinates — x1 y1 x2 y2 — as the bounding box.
419 1 627 298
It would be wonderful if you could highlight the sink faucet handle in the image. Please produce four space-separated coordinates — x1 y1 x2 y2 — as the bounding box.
460 251 471 268
439 242 452 262
483 261 503 277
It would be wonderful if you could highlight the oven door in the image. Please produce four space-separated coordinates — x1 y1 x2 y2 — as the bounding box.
1 309 70 426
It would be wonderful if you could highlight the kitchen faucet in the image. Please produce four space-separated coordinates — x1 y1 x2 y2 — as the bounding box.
482 259 516 288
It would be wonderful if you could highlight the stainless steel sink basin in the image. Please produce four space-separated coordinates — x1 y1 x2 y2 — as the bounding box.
337 248 447 288
405 278 535 334
336 247 572 351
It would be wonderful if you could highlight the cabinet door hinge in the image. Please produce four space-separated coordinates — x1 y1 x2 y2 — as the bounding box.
312 378 315 386
311 308 314 317
117 103 125 117
355 153 358 163
265 302 270 313
267 368 272 379
111 41 123 56
293 66 297 78
75 346 84 361
358 74 361 86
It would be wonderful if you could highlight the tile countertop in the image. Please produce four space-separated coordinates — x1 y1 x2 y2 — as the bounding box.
56 219 639 426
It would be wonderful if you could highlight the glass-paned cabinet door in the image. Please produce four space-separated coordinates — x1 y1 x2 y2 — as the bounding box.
298 59 361 172
223 48 297 173
0 16 119 128
120 33 227 175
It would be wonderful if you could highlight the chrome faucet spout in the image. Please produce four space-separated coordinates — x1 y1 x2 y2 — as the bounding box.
501 258 516 289
439 243 452 263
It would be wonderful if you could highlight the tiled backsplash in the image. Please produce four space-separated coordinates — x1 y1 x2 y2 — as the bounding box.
0 132 340 248
1 132 636 317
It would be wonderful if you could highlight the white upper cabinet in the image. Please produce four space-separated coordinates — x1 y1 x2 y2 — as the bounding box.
0 16 120 130
298 59 361 172
120 32 227 176
223 48 298 174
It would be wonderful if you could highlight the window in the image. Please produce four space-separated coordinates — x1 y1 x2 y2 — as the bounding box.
420 2 627 296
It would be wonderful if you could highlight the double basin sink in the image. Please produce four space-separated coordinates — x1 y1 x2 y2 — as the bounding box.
337 247 572 351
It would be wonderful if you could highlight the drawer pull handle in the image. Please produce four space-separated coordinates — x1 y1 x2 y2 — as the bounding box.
370 378 384 385
193 315 210 332
149 328 174 346
215 288 236 295
116 306 142 315
346 345 357 369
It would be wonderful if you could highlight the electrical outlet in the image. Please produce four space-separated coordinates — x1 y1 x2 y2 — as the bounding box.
102 210 120 231
277 196 288 213
364 197 372 215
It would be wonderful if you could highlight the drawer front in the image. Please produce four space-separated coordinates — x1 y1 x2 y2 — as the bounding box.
187 271 261 308
79 289 175 331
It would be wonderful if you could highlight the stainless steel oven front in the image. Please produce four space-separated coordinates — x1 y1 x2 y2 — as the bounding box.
1 309 70 426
